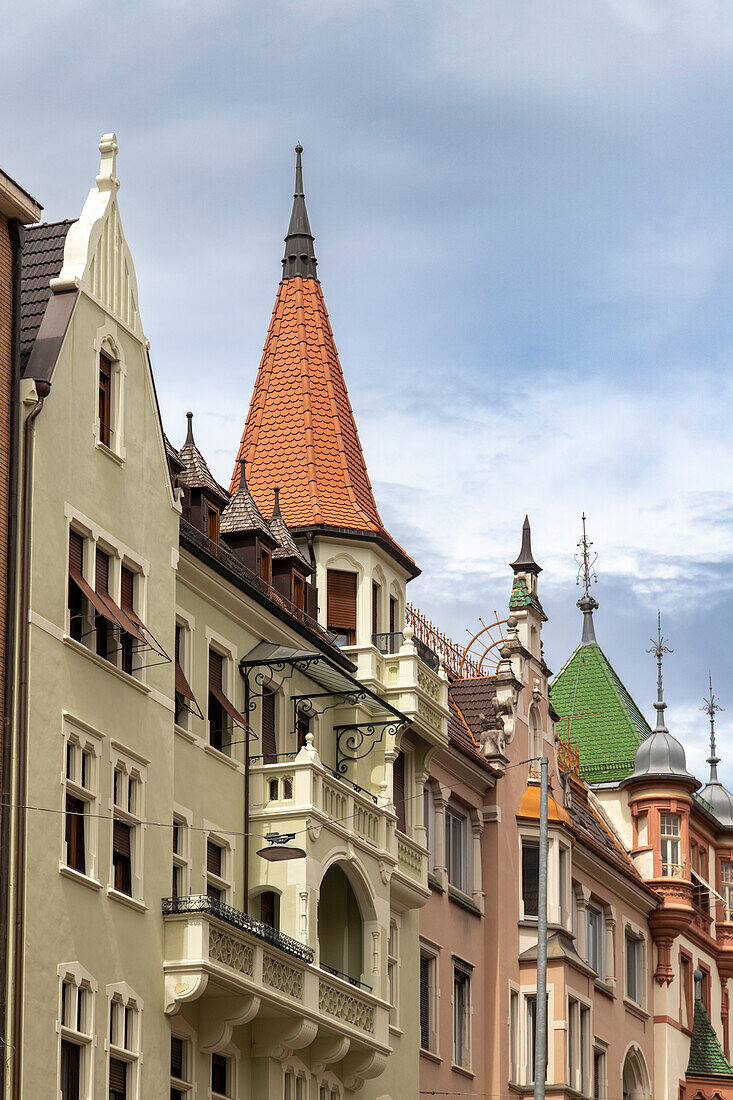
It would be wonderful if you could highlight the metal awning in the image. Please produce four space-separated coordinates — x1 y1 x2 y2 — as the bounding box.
691 867 725 903
240 642 407 722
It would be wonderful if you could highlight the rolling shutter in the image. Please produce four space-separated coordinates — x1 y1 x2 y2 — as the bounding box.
170 1036 184 1080
420 955 430 1049
95 549 109 594
327 570 357 630
108 1056 127 1095
113 820 131 858
393 752 406 833
120 566 134 612
69 530 84 573
207 840 222 877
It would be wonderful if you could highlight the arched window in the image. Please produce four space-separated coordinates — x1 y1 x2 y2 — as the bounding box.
622 1045 651 1100
318 864 364 984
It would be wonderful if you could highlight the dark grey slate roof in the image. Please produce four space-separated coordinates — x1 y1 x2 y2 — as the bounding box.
221 481 273 540
176 413 230 505
20 221 75 369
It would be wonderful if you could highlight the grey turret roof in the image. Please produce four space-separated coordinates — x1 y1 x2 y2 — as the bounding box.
267 487 312 569
510 515 541 575
177 412 230 505
698 677 733 826
282 145 318 281
220 458 274 540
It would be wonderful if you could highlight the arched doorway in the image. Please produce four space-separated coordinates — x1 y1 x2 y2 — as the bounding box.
318 864 364 983
622 1046 651 1100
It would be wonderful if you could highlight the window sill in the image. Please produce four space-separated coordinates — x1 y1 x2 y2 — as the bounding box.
63 636 149 695
59 864 103 891
389 1024 403 1038
448 887 482 916
203 743 243 772
594 978 615 999
95 439 124 466
451 1063 475 1079
174 723 198 744
623 997 650 1021
107 887 148 913
420 1048 441 1064
427 871 444 891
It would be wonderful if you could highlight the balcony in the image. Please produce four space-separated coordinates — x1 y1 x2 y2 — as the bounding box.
163 894 390 1087
372 631 440 672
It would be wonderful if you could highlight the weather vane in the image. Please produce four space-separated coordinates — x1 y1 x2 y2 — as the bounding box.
701 671 724 770
575 513 598 598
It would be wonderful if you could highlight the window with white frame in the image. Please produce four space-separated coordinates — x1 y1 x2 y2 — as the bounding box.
453 960 472 1069
211 1052 233 1099
528 706 542 779
284 1068 306 1100
625 929 644 1005
521 839 539 918
509 988 519 1082
558 845 568 925
318 1085 340 1100
97 345 121 453
62 729 99 880
59 967 94 1100
206 835 230 903
388 919 399 1027
586 902 604 975
593 1045 607 1099
110 752 146 902
723 862 733 921
172 815 189 899
567 998 590 1093
170 1033 193 1098
424 783 435 875
419 947 438 1053
174 620 196 731
660 813 682 876
446 802 471 895
108 989 141 1099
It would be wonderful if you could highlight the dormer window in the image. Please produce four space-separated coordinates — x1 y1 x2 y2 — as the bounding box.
293 573 305 611
260 546 272 586
98 352 113 447
206 503 220 545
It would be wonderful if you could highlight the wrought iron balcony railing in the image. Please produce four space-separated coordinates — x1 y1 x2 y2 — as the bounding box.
320 962 373 992
162 894 314 963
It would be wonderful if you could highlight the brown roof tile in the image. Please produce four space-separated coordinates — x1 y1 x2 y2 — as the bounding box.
20 220 74 369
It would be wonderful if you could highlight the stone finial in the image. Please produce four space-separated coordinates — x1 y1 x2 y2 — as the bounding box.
97 133 120 192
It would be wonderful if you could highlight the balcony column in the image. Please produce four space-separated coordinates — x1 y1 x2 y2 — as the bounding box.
574 884 590 960
432 785 450 891
414 769 428 850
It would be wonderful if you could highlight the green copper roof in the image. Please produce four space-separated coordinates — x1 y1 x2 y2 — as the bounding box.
550 642 651 783
687 999 733 1077
509 577 546 620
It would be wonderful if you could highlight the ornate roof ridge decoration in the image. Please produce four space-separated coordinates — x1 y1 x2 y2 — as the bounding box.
230 148 416 575
575 512 599 645
50 133 144 340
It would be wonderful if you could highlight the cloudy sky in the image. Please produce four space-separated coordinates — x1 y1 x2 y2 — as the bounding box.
5 0 733 784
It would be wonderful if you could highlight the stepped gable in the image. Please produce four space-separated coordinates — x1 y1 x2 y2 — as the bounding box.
177 412 229 505
550 642 651 784
20 220 75 369
230 146 417 577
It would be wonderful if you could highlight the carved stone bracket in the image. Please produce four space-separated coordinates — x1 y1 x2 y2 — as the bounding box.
343 1049 389 1091
252 1017 319 1060
311 1035 351 1075
199 994 261 1052
164 971 209 1015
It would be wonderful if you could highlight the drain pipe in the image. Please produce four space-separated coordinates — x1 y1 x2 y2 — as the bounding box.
0 219 26 1096
11 375 50 1100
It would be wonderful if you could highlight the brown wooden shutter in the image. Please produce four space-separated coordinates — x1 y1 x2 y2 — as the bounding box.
209 650 223 691
69 530 84 573
113 820 131 858
327 570 357 630
393 752 406 833
170 1036 184 1079
120 566 134 612
108 1056 127 1094
261 689 277 762
95 549 109 595
207 840 222 877
420 955 430 1049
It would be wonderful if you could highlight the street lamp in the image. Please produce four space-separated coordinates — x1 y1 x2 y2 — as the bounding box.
257 831 306 862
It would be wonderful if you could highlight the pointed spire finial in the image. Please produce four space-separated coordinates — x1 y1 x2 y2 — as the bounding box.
238 456 247 490
701 672 724 783
575 513 599 645
272 486 281 518
282 144 318 280
509 515 542 575
647 611 673 732
185 411 194 445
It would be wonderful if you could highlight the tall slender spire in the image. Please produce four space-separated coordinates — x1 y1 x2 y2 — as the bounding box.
282 144 318 280
702 672 724 783
647 611 673 733
510 515 541 575
575 513 599 645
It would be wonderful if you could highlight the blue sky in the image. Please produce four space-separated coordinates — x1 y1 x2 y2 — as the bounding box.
5 0 733 784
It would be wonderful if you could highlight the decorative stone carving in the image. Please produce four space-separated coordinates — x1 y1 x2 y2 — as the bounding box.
209 930 254 976
262 954 304 1000
318 981 375 1034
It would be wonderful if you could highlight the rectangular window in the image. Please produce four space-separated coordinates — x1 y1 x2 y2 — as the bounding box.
692 844 710 913
207 504 220 545
172 816 188 899
567 998 579 1090
393 751 407 834
61 1039 81 1100
446 804 470 894
580 1005 590 1093
559 846 568 924
453 963 471 1069
211 1053 231 1098
681 953 692 1029
389 595 398 634
60 978 91 1100
206 837 229 903
522 840 540 918
510 989 519 1082
723 862 733 922
170 1034 191 1097
111 760 144 901
108 996 139 1099
208 649 243 755
174 623 198 728
526 994 537 1084
68 530 86 643
660 813 681 876
593 1047 606 1100
424 784 435 874
99 352 112 447
293 573 305 611
259 545 272 586
625 930 643 1004
261 687 277 764
112 820 132 896
388 919 399 1026
120 566 136 675
586 903 604 975
420 951 437 1052
63 735 97 881
95 548 113 661
65 793 86 873
326 569 357 646
372 581 380 635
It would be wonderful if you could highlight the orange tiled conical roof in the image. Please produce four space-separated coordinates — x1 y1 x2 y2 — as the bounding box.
231 148 416 574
